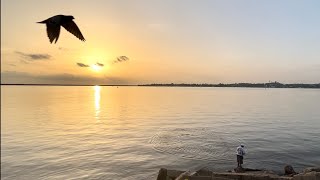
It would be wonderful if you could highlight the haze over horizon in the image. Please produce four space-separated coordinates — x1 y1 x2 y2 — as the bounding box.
1 0 320 85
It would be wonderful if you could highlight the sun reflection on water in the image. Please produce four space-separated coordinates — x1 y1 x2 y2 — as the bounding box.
94 85 101 121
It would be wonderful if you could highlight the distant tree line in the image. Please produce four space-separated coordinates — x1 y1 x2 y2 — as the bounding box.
139 81 320 88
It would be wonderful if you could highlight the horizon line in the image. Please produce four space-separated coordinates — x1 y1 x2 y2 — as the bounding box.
1 82 320 86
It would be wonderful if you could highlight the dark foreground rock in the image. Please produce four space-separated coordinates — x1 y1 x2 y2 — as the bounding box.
157 168 167 180
156 167 320 180
284 165 297 176
303 167 320 174
293 171 320 180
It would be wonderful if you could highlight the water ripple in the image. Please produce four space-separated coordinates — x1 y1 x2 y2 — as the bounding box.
150 127 242 161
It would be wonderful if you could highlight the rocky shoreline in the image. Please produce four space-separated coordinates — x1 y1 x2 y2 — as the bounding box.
156 166 320 180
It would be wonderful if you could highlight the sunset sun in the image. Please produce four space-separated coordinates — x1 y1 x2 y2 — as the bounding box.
91 64 102 71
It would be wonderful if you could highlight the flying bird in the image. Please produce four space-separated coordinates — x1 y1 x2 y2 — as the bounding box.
37 15 85 43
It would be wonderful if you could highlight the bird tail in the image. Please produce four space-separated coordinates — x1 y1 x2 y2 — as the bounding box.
37 20 47 23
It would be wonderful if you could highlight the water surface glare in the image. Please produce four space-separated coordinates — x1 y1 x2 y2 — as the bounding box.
1 86 320 179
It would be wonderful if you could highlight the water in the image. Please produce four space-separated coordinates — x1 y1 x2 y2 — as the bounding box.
1 86 320 179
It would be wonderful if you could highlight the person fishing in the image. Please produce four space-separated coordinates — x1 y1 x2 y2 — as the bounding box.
236 144 246 168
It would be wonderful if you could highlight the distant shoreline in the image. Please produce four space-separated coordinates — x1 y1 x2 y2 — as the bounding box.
0 84 135 86
139 82 320 89
1 82 320 89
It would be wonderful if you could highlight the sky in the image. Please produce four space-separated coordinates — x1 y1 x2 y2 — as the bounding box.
1 0 320 85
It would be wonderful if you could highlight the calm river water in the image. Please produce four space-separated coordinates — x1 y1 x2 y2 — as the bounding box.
1 86 319 179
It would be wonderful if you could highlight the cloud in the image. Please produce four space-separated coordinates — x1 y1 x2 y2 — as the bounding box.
1 63 17 67
113 56 130 64
58 47 69 51
1 47 14 54
77 62 90 67
77 62 105 68
96 62 104 67
15 51 51 61
20 59 30 64
1 71 132 85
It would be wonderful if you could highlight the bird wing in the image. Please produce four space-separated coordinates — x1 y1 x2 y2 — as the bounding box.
62 20 85 41
46 23 60 43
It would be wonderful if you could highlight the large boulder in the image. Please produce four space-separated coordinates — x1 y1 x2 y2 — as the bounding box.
156 168 167 180
284 165 297 175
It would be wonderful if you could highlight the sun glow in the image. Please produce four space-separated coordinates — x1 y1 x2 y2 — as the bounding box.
91 64 102 71
94 85 101 121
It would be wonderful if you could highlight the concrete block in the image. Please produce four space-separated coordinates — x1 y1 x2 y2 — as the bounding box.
293 172 320 180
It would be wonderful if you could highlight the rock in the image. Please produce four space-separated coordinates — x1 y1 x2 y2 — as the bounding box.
284 165 297 175
261 170 278 175
303 167 320 174
293 171 320 180
243 167 262 171
156 168 167 180
194 168 213 176
212 172 282 180
234 166 245 173
175 170 195 180
167 170 185 179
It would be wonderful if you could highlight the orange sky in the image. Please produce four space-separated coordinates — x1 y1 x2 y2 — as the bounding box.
1 0 320 84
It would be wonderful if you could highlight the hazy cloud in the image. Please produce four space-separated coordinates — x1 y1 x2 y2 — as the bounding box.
77 62 90 67
96 62 104 67
15 51 51 61
1 71 131 85
58 47 69 51
113 56 130 64
1 47 14 54
20 59 30 64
